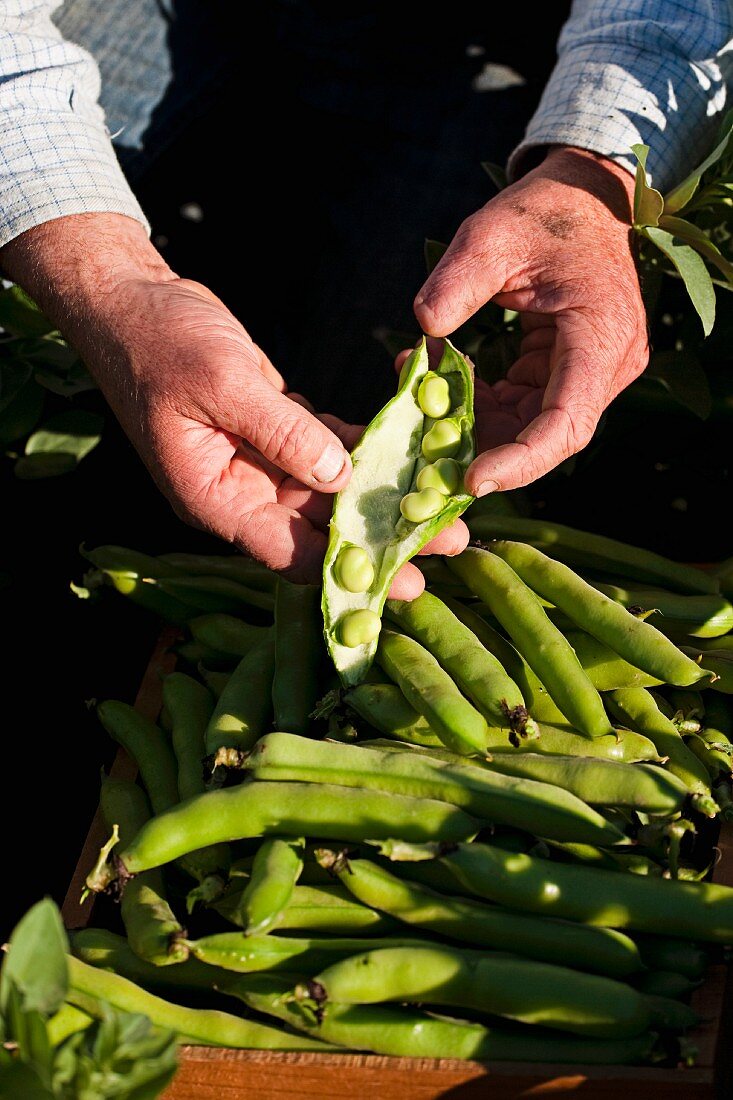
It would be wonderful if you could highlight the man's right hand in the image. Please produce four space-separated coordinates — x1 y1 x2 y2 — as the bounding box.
1 213 354 581
1 213 467 593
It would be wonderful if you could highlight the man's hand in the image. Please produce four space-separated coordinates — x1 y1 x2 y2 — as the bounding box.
414 146 648 495
1 213 466 595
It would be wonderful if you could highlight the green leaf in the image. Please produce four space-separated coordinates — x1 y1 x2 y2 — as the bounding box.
644 349 712 420
481 161 508 191
0 900 68 1018
0 362 32 414
15 410 103 478
657 214 733 284
424 239 448 275
631 144 664 226
0 287 55 337
642 225 716 335
0 1061 55 1099
0 377 44 448
664 108 733 214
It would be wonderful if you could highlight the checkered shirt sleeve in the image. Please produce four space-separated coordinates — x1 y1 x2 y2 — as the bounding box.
0 0 147 249
508 0 733 192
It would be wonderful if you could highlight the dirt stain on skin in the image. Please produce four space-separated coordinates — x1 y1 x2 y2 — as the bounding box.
538 211 577 239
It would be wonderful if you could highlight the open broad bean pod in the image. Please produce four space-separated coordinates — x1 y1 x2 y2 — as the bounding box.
322 337 476 685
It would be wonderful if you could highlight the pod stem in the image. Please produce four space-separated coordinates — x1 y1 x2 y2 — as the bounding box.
500 701 540 745
83 825 120 896
314 848 352 876
185 873 228 914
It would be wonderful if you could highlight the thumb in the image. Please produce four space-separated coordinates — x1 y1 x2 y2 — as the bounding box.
414 204 523 336
220 365 352 492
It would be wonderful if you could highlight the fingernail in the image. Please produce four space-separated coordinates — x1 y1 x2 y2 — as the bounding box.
313 444 347 484
476 479 500 496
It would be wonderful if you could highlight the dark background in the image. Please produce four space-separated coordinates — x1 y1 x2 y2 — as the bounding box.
2 3 731 939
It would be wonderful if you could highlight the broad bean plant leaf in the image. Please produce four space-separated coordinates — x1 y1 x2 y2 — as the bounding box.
0 899 68 1018
642 226 716 336
657 214 733 286
0 362 33 415
15 410 103 479
645 350 712 421
0 286 56 338
631 144 664 227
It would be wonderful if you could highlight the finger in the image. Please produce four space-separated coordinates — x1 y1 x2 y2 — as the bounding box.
234 501 328 583
318 413 363 450
215 367 353 492
388 561 426 601
519 326 555 354
277 477 334 528
505 350 551 388
465 404 592 495
393 348 413 374
288 392 316 413
414 206 520 335
417 518 469 558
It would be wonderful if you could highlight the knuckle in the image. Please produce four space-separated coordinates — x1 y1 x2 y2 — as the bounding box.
265 412 312 467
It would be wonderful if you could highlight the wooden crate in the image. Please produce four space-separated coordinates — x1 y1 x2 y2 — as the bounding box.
62 629 733 1098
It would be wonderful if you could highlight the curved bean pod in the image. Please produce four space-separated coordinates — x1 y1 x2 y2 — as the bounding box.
97 700 178 815
245 732 624 845
302 945 651 1038
594 582 733 639
66 954 329 1050
326 855 642 977
214 882 397 935
101 781 478 879
272 580 322 735
99 777 187 966
237 836 304 936
386 591 536 739
565 631 662 692
447 548 614 738
187 932 429 973
484 754 688 813
204 636 276 757
158 552 277 593
606 687 717 815
442 842 733 942
225 972 655 1062
490 541 710 687
377 628 492 754
344 683 443 746
155 574 274 613
189 614 269 658
465 515 718 595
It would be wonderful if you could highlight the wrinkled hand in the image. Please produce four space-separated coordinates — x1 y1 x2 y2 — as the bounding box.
1 214 466 596
414 146 649 494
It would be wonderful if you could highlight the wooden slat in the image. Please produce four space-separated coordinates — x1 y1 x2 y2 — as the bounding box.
65 630 733 1097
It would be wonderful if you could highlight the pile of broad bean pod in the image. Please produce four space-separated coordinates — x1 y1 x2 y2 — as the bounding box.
69 510 733 1067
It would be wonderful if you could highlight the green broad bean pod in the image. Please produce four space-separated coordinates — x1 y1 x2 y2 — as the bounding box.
214 883 398 935
324 854 642 977
377 628 493 754
189 613 270 658
245 732 623 845
440 596 569 725
154 574 274 614
47 1004 94 1046
682 645 733 693
237 836 304 936
66 954 329 1050
386 591 537 739
82 565 193 624
186 931 430 974
96 780 478 880
158 552 277 593
99 777 188 966
633 970 702 999
564 631 663 692
593 582 733 639
441 842 733 942
464 515 719 595
322 338 475 686
223 972 655 1063
162 672 231 899
490 541 711 688
606 687 718 815
204 635 276 757
97 700 179 815
199 666 232 700
301 945 651 1039
484 754 688 813
448 548 614 738
633 935 710 980
272 580 322 735
81 544 180 579
344 683 444 747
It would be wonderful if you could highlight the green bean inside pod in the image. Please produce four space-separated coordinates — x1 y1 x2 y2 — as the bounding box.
322 338 476 685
